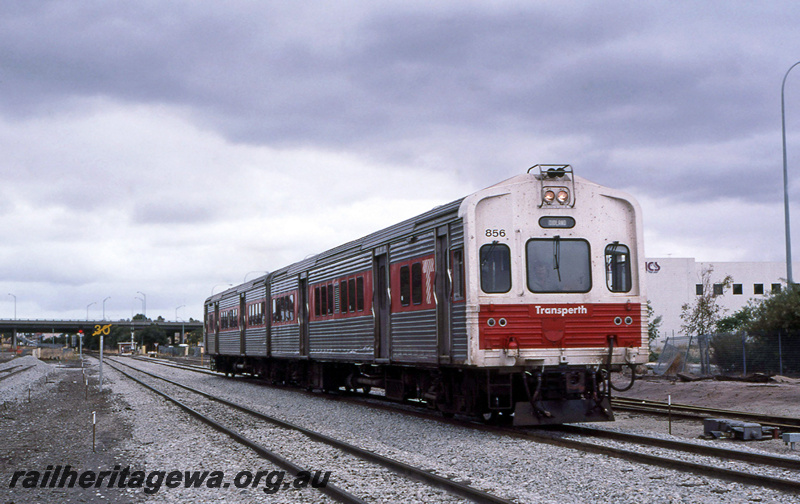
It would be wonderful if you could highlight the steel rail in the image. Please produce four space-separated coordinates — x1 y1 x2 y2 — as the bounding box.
116 356 800 493
131 355 216 375
555 424 800 470
613 397 800 431
0 365 35 382
108 357 515 504
104 359 366 504
501 426 800 494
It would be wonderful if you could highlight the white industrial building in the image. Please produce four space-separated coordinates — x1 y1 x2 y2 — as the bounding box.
644 258 799 345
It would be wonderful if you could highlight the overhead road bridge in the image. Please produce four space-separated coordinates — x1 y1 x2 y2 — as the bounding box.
0 319 202 336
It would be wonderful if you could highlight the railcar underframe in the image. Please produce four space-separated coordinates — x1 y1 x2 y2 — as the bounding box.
211 354 615 425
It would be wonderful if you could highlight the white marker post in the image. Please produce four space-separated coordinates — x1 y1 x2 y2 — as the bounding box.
92 411 96 453
668 394 672 435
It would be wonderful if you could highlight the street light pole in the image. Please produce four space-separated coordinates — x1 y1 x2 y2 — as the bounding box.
244 271 268 282
781 60 800 287
86 302 97 322
136 291 147 319
176 305 185 344
102 296 111 321
211 283 232 295
7 293 16 349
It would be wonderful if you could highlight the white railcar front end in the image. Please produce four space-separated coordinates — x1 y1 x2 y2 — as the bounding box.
460 166 648 424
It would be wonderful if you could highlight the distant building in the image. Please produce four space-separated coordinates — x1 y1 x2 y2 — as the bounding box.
644 258 799 345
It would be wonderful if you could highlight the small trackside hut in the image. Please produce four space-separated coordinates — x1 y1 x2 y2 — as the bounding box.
205 165 648 425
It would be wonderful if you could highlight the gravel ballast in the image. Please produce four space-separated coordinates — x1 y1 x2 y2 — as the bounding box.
2 353 799 503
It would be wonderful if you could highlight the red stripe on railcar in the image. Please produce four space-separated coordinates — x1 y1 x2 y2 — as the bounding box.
479 303 642 349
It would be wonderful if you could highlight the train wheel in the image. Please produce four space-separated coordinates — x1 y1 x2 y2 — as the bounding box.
481 411 509 425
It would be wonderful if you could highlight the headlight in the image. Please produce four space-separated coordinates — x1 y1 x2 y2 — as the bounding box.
557 190 569 204
543 190 556 204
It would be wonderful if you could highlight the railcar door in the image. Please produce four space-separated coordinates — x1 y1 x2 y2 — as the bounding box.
436 226 451 363
374 249 391 361
239 293 246 356
299 276 309 356
213 302 220 355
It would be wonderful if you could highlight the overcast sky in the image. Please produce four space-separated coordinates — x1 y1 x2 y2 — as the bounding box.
3 1 800 322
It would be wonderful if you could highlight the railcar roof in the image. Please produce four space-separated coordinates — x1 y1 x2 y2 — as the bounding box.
205 197 465 304
281 196 464 273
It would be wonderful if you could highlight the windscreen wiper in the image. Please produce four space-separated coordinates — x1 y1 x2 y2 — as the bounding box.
553 236 562 282
481 240 499 268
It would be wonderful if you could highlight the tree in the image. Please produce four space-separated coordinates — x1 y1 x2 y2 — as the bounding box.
647 301 663 361
716 304 756 333
747 285 800 333
186 328 203 346
137 324 168 351
680 266 733 337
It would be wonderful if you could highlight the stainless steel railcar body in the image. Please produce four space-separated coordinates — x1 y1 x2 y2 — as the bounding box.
205 165 647 425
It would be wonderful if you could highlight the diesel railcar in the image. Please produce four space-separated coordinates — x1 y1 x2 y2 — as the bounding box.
205 165 647 425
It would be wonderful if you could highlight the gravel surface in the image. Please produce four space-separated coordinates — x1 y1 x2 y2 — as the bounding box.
2 352 800 503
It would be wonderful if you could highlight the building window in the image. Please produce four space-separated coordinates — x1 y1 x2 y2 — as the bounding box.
733 284 743 295
713 284 724 296
772 283 782 294
696 284 703 296
754 283 764 295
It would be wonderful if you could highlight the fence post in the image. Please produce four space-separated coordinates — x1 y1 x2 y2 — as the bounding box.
682 334 694 373
779 331 784 376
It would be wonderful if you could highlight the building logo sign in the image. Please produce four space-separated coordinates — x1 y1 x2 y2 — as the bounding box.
645 261 661 274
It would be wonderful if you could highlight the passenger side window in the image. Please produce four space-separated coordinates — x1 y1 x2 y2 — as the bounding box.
411 262 423 304
452 249 465 300
605 243 632 293
480 242 512 293
400 266 410 306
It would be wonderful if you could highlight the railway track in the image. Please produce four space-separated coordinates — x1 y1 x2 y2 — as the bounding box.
119 356 800 494
0 364 35 382
106 356 515 504
612 396 800 431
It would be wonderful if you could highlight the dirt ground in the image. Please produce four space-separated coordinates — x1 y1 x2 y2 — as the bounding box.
0 357 141 504
616 374 800 418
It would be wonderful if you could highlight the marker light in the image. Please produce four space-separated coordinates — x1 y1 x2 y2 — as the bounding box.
543 190 556 204
557 190 570 204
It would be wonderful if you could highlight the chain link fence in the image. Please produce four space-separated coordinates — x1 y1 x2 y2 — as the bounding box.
654 331 800 377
